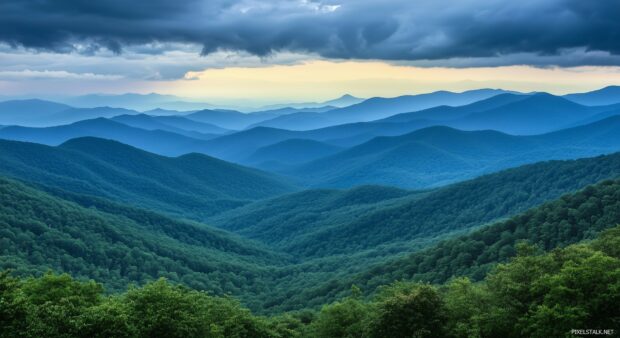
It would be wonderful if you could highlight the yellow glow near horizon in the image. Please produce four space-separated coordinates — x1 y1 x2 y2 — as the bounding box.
157 60 620 103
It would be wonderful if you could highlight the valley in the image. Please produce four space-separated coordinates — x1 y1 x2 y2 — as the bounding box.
1 86 620 336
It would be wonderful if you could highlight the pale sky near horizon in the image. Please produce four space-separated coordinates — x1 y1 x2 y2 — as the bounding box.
3 57 620 105
2 0 620 105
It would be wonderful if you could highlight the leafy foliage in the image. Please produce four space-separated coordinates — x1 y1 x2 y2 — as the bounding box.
0 177 288 299
2 225 619 337
254 176 620 312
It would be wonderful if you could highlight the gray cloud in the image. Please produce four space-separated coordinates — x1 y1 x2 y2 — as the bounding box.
1 0 620 66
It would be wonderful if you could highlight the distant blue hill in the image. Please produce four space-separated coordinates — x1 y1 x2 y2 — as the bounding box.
0 99 151 127
194 93 608 164
380 93 620 135
0 118 210 156
321 88 513 124
46 106 139 125
250 105 335 116
244 139 343 170
259 94 364 110
0 99 72 126
5 90 620 179
380 93 530 123
564 85 620 106
111 114 229 139
447 93 610 135
247 112 334 131
287 115 620 188
63 93 216 111
184 109 279 130
245 89 512 130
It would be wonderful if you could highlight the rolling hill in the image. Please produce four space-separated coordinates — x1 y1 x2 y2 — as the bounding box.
202 127 301 160
248 89 511 131
260 175 620 312
205 151 620 311
287 116 620 188
196 92 615 166
258 94 364 110
44 106 139 125
246 111 335 131
110 114 227 139
564 85 620 106
2 126 620 315
147 115 231 134
448 93 615 134
244 139 343 170
0 176 289 295
212 151 620 260
382 93 620 135
0 137 295 219
0 99 150 127
184 109 279 130
318 89 512 126
62 93 216 111
0 99 72 126
0 118 212 156
379 93 530 123
200 119 438 163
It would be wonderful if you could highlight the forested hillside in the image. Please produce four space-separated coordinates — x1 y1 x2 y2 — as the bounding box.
0 137 295 219
213 152 620 261
0 176 293 302
5 152 620 316
2 224 618 337
269 178 620 312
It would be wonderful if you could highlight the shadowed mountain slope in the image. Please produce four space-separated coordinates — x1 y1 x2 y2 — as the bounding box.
0 137 295 219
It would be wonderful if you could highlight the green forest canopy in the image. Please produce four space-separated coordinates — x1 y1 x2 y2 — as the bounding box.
2 224 619 337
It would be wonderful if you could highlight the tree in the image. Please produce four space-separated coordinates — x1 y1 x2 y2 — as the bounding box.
310 295 370 338
370 283 447 338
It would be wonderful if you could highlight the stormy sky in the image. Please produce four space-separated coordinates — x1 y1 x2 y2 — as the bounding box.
1 0 620 103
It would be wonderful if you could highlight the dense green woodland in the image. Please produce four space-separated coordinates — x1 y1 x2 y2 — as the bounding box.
0 177 290 304
2 225 619 337
2 161 620 315
248 177 620 312
211 152 620 263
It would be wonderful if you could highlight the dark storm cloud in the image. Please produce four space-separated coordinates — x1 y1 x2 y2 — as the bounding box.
1 0 620 66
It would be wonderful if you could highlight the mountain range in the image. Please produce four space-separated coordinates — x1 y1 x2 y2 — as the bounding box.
4 92 620 190
285 116 620 188
61 93 216 111
3 85 620 318
258 94 364 110
110 114 230 139
248 89 513 130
